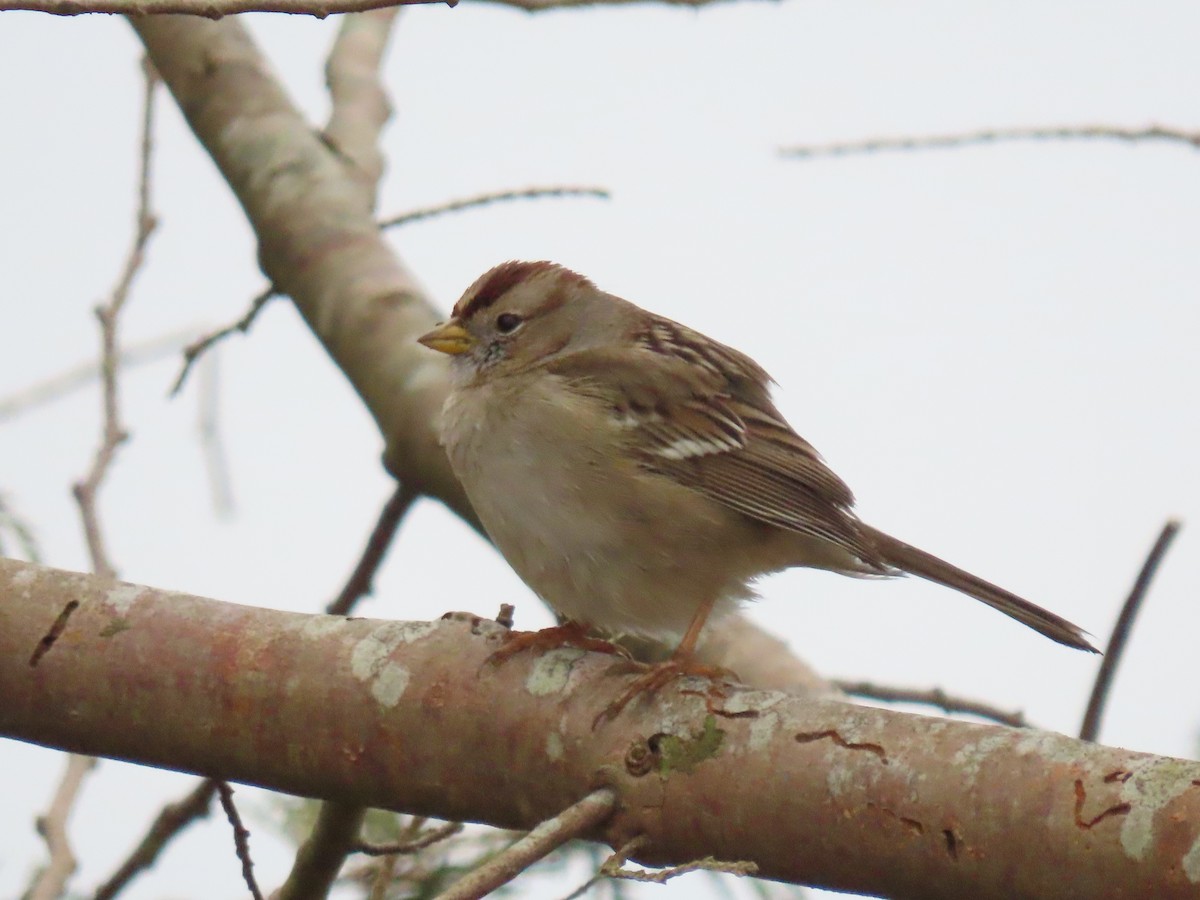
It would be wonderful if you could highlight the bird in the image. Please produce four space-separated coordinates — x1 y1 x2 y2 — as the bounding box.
419 261 1096 714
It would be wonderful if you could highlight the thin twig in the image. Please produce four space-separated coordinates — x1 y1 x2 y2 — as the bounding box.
433 789 617 900
72 57 160 579
170 284 277 397
0 327 196 423
27 57 159 900
354 821 464 856
327 483 419 616
216 781 264 900
93 780 219 900
780 124 1200 159
1079 520 1182 742
834 680 1028 729
378 186 610 230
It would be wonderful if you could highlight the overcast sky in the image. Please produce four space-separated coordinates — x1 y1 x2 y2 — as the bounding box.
2 3 1199 897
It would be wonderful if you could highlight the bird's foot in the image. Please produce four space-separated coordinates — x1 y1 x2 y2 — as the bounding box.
595 656 737 727
486 620 629 666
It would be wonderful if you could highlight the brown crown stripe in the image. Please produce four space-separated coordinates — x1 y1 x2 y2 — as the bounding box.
454 260 591 318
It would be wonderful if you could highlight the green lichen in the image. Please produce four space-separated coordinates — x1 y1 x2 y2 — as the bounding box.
658 715 725 775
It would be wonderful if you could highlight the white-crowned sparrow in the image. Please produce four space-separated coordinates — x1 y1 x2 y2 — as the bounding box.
419 261 1096 682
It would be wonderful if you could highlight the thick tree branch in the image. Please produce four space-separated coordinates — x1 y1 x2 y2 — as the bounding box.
3 558 1199 899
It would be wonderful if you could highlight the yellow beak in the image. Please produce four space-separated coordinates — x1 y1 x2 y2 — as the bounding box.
418 321 474 356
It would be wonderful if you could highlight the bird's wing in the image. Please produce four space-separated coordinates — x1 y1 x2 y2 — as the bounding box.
542 319 886 568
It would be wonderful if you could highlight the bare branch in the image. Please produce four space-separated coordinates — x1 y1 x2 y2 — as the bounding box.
354 821 464 856
72 58 160 579
170 284 277 397
378 186 610 230
217 781 265 900
834 680 1027 729
93 779 219 900
781 124 1200 159
433 790 617 900
1079 519 1183 743
1 0 446 15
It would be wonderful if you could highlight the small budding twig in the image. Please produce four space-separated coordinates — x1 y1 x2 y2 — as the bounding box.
1079 519 1182 742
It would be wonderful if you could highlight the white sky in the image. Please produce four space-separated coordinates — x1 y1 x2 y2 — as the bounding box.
1 2 1198 897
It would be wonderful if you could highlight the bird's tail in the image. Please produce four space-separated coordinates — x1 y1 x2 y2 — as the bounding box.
862 525 1098 653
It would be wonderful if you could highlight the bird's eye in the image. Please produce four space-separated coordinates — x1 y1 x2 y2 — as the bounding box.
495 313 523 334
